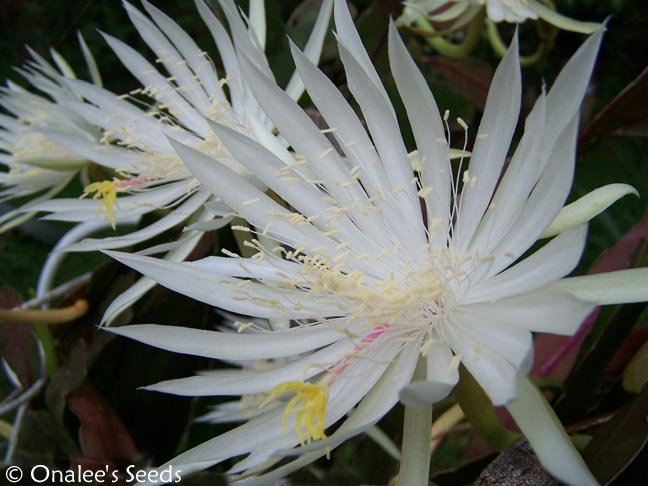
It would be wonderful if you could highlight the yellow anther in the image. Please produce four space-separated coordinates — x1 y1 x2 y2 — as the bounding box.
263 381 328 445
81 180 119 229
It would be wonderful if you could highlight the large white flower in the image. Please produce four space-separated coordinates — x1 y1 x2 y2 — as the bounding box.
25 0 332 324
106 1 646 484
0 37 101 232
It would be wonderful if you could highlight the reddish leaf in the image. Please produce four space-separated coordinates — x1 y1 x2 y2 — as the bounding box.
0 285 41 387
68 382 140 467
580 65 648 151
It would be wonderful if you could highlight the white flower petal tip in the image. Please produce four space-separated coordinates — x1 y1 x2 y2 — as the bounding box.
399 381 454 407
542 184 639 238
550 268 648 306
507 376 598 486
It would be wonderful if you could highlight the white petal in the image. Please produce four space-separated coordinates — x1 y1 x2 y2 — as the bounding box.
170 138 334 252
462 289 595 335
387 21 451 242
400 341 458 406
284 0 333 101
108 323 345 361
101 215 209 326
454 309 532 369
248 0 266 50
454 35 521 253
469 92 546 254
105 250 327 318
144 0 224 101
101 32 208 135
63 190 210 251
549 268 648 305
337 40 426 248
333 0 392 111
446 321 518 406
145 339 354 396
468 224 588 302
238 342 419 483
542 184 638 238
488 116 580 272
507 376 598 486
543 29 604 170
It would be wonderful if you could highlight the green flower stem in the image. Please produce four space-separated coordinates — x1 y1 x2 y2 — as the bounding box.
486 17 557 67
453 366 520 451
398 358 433 486
414 10 485 59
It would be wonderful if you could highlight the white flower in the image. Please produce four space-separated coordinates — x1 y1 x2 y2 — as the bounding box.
28 0 332 240
105 1 646 484
25 0 332 324
0 36 100 232
400 0 600 34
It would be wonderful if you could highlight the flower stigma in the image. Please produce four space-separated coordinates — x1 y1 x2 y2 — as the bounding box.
81 180 120 229
263 381 328 445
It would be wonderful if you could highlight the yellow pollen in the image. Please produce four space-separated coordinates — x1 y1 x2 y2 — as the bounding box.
263 381 328 445
81 180 119 229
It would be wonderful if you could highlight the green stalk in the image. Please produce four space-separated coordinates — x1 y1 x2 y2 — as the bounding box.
398 358 433 486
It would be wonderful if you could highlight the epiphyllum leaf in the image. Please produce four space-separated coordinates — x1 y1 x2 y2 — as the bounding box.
104 1 645 484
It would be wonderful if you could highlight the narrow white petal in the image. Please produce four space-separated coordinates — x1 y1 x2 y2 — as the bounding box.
141 0 224 102
489 116 580 272
169 137 335 252
333 0 392 111
387 21 451 241
284 0 333 101
105 250 341 318
454 310 533 369
462 289 595 335
62 191 210 252
548 268 648 305
469 225 588 302
101 214 210 326
454 35 521 253
145 340 354 396
446 322 518 406
107 324 345 361
507 376 598 486
248 0 266 50
469 92 546 254
337 41 426 248
542 184 638 238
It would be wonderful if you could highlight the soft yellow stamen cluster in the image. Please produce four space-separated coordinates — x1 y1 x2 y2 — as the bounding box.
297 251 454 328
263 381 328 445
82 180 119 229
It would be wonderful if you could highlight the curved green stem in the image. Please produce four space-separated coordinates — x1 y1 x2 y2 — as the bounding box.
414 10 485 59
486 16 557 67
